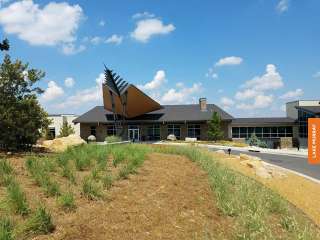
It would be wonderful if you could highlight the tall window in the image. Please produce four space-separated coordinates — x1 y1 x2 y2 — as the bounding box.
90 126 96 136
47 127 55 140
167 124 181 139
298 110 314 138
187 124 201 139
147 125 160 140
106 125 116 136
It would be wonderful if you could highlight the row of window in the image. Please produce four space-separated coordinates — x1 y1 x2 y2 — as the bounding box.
89 124 201 139
232 126 293 139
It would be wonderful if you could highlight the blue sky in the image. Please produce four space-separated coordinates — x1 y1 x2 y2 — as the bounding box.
0 0 319 117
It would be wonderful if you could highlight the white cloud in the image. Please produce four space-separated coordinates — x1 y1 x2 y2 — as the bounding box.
0 0 83 49
99 20 105 26
242 64 284 91
64 77 75 88
161 83 202 104
276 0 289 13
57 73 104 109
105 34 123 45
61 43 86 55
176 82 184 88
235 88 261 100
279 88 303 100
42 81 64 101
131 18 175 43
138 70 166 91
90 36 103 45
313 71 320 79
220 97 234 107
215 56 243 67
236 94 273 110
0 0 11 7
132 11 155 19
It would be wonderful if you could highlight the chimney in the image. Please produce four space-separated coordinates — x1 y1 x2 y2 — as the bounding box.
199 98 207 111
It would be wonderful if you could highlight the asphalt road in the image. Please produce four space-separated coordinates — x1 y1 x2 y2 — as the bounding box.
207 147 320 181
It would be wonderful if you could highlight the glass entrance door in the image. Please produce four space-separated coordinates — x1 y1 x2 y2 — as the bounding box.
128 126 139 141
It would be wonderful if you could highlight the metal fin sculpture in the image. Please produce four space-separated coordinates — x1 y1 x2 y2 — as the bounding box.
103 66 128 137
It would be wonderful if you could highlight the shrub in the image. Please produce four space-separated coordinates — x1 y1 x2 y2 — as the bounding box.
111 147 126 167
81 177 103 200
57 192 76 211
105 135 121 143
248 133 268 148
102 173 113 190
0 216 14 240
24 206 55 235
6 180 29 216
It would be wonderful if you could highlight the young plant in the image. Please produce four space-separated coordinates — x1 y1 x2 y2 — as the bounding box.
23 206 55 236
6 180 30 216
57 192 76 211
81 177 103 200
0 216 14 240
102 173 113 190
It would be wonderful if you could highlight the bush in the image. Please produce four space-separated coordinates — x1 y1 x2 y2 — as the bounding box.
6 180 30 216
102 173 113 190
247 133 268 148
24 206 55 235
57 192 76 211
105 135 121 143
0 216 14 240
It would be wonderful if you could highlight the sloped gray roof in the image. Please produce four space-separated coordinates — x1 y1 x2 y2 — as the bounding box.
232 117 296 125
73 104 233 124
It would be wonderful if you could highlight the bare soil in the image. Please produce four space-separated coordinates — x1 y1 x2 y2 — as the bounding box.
31 153 232 240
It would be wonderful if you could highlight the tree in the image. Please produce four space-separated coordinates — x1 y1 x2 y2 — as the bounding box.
0 38 9 51
0 54 50 150
208 112 224 141
58 121 75 137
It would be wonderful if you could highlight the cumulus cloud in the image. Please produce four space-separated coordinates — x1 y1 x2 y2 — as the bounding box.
279 89 303 100
215 56 243 67
61 43 86 55
0 0 83 50
132 11 155 19
138 70 166 91
105 34 123 45
64 77 75 88
161 83 202 104
235 89 261 100
42 81 64 101
242 64 283 91
131 18 175 43
220 97 234 108
276 0 290 13
90 36 103 45
236 94 274 110
56 73 104 109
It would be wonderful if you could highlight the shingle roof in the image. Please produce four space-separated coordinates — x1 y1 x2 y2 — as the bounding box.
296 106 320 115
231 117 296 125
73 104 234 124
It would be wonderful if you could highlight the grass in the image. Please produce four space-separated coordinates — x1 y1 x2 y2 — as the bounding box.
6 180 30 216
57 192 76 211
153 145 319 239
0 217 14 240
0 159 13 186
81 176 103 200
23 206 55 236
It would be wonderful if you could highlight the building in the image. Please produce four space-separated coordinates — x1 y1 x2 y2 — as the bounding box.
48 114 80 139
73 68 318 148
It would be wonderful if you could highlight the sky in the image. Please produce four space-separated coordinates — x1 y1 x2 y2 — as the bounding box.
0 0 319 117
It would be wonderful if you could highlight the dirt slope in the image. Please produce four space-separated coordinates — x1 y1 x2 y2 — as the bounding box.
35 153 232 240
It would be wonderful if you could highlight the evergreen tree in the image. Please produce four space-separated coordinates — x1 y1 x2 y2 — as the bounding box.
0 54 50 150
0 38 9 51
59 121 75 137
208 112 224 141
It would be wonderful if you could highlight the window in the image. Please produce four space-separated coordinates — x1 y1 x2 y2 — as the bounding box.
90 126 96 136
147 125 160 140
232 127 240 138
263 127 271 138
187 124 201 139
106 125 116 136
240 127 247 138
167 124 181 139
255 127 262 138
298 109 314 138
286 127 293 137
278 127 286 137
248 127 255 138
47 127 55 140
